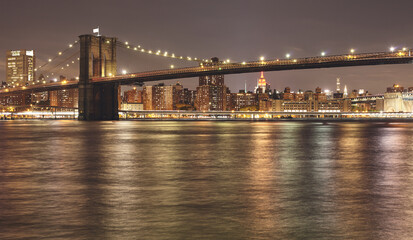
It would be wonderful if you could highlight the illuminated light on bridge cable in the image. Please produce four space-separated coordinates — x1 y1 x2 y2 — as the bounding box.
148 50 152 54
58 52 62 55
69 44 73 48
134 47 137 50
48 59 52 62
125 42 129 45
141 49 145 52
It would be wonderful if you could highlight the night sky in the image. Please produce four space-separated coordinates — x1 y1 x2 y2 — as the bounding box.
1 0 413 93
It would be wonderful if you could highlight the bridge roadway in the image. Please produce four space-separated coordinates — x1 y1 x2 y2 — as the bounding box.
1 50 413 95
0 81 78 95
92 50 413 85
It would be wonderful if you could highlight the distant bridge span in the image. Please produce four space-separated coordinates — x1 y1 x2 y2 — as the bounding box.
91 51 413 85
2 51 412 95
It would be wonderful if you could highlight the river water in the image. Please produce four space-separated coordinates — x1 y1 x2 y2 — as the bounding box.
0 120 413 239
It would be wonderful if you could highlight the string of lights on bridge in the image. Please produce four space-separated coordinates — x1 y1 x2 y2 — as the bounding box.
116 40 212 67
1 37 410 91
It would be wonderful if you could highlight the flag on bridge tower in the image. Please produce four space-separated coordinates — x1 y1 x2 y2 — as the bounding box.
93 27 100 36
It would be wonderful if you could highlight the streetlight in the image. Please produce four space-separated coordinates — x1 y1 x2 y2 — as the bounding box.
390 46 395 52
122 69 127 75
350 49 355 54
260 56 265 61
286 53 291 59
321 52 326 56
170 65 174 69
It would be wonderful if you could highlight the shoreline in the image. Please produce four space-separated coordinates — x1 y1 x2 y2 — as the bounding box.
2 118 413 122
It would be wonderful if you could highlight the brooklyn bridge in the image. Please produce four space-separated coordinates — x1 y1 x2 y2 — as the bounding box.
1 34 413 120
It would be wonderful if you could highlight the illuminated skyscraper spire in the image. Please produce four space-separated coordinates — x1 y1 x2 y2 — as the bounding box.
336 78 341 93
258 71 266 87
344 85 348 97
255 71 268 93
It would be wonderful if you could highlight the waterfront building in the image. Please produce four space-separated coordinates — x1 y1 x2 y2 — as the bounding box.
272 98 351 112
6 50 35 87
124 88 142 103
282 87 294 100
196 57 227 111
31 91 49 105
315 87 327 101
229 92 258 111
143 83 183 110
384 84 413 112
48 89 78 108
199 58 224 86
121 103 143 111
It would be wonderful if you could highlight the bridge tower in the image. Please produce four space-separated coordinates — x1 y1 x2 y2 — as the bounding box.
78 34 119 120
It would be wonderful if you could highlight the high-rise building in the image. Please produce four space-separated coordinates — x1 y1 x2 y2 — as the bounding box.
199 57 224 86
255 72 270 93
343 85 348 98
142 83 183 110
6 50 35 86
336 78 341 93
124 88 142 103
196 57 227 111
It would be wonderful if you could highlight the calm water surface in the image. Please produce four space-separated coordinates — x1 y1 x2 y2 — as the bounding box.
0 120 413 240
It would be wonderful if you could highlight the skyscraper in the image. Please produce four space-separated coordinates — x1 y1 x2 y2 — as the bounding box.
6 50 35 86
196 57 227 111
255 72 269 94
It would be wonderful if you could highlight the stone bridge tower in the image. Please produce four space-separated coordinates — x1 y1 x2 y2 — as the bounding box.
78 34 119 120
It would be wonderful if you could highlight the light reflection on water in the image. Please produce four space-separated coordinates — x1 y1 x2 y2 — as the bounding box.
0 121 413 239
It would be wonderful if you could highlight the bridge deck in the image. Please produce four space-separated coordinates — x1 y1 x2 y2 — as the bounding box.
91 51 413 85
1 50 412 94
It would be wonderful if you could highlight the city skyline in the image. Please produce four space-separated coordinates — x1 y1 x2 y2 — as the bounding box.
2 0 413 94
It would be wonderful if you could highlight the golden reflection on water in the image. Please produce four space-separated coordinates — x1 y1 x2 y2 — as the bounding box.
1 121 413 239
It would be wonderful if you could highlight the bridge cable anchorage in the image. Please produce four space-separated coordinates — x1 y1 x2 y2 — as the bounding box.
116 40 208 65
